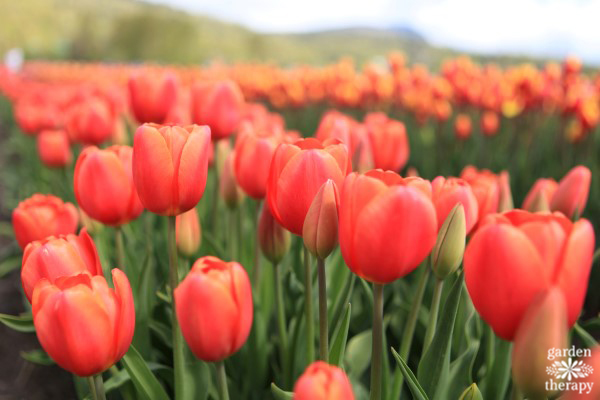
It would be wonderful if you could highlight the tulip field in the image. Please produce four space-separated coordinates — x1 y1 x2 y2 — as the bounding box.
1 54 600 400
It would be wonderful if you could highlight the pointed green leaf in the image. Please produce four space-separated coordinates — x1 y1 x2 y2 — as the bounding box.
447 341 480 399
271 382 293 400
345 329 372 379
391 348 429 400
0 313 35 332
329 303 351 366
481 339 511 400
574 323 598 348
121 345 170 400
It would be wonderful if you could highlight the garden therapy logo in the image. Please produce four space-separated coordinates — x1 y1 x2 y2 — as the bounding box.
547 347 594 394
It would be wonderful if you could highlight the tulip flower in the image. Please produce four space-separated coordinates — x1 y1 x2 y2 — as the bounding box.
498 171 514 212
293 361 355 400
431 204 466 280
175 256 253 362
550 165 591 219
522 178 558 212
303 180 340 260
65 96 115 145
128 70 178 124
233 122 284 199
32 269 135 377
219 151 245 210
454 114 472 140
191 80 245 140
132 124 211 216
176 208 201 258
267 138 350 236
12 194 79 250
431 176 479 234
339 170 437 284
460 166 500 229
74 145 143 226
464 210 595 340
365 112 409 172
258 204 290 265
511 288 568 399
481 111 499 136
37 129 72 168
21 229 103 303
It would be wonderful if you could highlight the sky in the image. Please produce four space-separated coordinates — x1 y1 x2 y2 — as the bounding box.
147 0 600 64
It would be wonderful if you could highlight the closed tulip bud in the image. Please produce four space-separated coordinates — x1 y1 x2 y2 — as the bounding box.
498 171 514 212
431 204 466 280
32 269 135 376
339 170 437 284
365 113 409 172
258 205 290 264
175 256 253 361
37 129 72 168
267 138 350 236
66 96 115 145
303 180 340 260
12 194 79 250
454 114 472 140
191 80 245 141
550 165 591 219
128 71 178 124
458 384 483 400
21 229 103 303
431 176 479 234
132 124 211 216
219 151 245 209
293 361 355 400
176 208 201 257
522 178 558 212
512 288 568 398
215 139 231 175
74 145 144 226
464 210 594 340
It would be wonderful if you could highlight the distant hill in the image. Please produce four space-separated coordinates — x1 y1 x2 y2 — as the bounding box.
0 0 576 69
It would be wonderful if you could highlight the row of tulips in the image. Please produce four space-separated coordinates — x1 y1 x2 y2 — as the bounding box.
0 62 599 400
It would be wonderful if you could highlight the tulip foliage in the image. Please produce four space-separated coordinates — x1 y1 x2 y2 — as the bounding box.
1 55 600 400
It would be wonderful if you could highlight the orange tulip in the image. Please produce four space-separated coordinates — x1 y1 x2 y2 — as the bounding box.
132 124 211 216
37 129 72 168
460 166 500 229
32 269 135 376
550 165 591 218
454 114 472 140
21 229 102 303
65 96 115 145
74 145 143 226
481 111 500 136
176 208 201 257
522 178 558 212
267 138 350 236
365 112 409 172
431 176 479 233
12 194 79 250
464 210 594 340
293 361 355 400
175 256 253 361
339 170 437 284
128 71 178 124
191 80 245 141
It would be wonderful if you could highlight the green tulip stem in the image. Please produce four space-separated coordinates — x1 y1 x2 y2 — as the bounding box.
87 376 98 400
304 245 315 364
273 261 289 386
370 283 384 400
168 215 185 400
317 257 328 362
115 226 126 273
423 278 444 352
216 361 230 400
252 201 262 288
93 374 106 400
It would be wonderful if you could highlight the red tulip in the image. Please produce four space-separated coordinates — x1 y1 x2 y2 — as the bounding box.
293 361 355 400
132 124 211 216
522 178 558 212
550 165 591 218
191 80 245 140
37 129 72 168
21 229 102 303
12 194 79 250
176 208 201 258
339 170 437 284
454 114 472 140
460 166 500 229
431 176 479 233
128 71 178 124
258 204 291 265
481 111 500 136
220 151 245 209
365 112 409 172
66 96 115 145
175 256 253 361
267 138 350 236
303 180 340 260
74 145 143 226
233 122 284 199
464 210 595 340
32 269 135 376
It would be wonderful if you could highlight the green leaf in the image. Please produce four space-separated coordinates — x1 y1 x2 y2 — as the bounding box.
345 329 372 379
270 382 293 400
574 323 598 348
202 231 226 259
21 349 54 365
447 340 480 399
121 345 170 400
481 339 512 400
391 348 429 400
0 255 21 278
329 274 355 335
417 273 463 399
0 313 35 332
458 383 483 400
329 303 351 367
83 363 170 400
